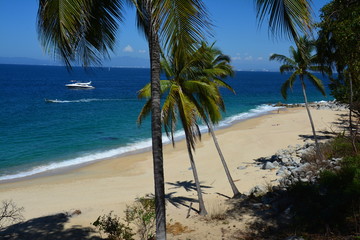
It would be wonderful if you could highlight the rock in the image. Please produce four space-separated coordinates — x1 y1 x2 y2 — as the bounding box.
250 185 267 196
283 236 305 240
237 166 247 170
272 161 280 167
292 156 302 164
263 161 276 170
293 163 310 173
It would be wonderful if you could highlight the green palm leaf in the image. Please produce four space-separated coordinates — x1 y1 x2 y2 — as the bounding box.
37 0 124 67
255 0 313 40
281 72 297 99
306 72 326 96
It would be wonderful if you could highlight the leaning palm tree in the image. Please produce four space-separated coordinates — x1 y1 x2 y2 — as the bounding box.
37 0 210 238
269 36 326 160
138 44 223 216
191 42 241 197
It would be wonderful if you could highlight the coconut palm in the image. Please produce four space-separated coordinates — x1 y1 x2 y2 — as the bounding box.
37 0 210 238
138 43 221 216
190 42 241 197
269 36 327 159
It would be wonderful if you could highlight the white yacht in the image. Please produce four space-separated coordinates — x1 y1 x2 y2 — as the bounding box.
65 80 94 89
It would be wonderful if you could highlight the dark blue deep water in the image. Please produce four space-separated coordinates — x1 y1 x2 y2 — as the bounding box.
0 64 332 180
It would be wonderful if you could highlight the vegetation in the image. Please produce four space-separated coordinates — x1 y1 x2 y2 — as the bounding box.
124 196 156 240
93 195 156 240
138 42 227 215
191 42 240 197
316 0 360 153
36 0 316 238
37 1 210 238
287 137 360 235
270 36 328 160
0 200 24 229
93 211 135 240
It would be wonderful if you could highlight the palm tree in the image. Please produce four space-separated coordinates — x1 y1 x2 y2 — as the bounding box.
190 42 241 197
138 43 224 215
269 36 327 160
37 0 210 238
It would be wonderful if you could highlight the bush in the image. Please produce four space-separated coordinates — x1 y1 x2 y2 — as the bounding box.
288 156 360 234
93 211 134 240
124 195 156 240
0 200 24 228
94 195 155 240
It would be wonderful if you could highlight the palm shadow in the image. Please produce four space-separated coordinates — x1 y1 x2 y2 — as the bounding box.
165 192 198 212
0 213 100 240
166 180 212 193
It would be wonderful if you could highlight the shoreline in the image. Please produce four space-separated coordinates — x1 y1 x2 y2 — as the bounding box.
0 104 285 184
0 106 346 237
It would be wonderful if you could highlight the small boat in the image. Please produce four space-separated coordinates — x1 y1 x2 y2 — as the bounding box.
65 80 94 89
45 99 59 103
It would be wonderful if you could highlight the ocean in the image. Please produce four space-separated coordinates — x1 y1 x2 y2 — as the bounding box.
0 64 332 181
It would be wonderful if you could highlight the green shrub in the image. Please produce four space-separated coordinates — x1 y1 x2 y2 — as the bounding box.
93 211 134 240
329 136 360 158
125 195 156 240
288 156 360 234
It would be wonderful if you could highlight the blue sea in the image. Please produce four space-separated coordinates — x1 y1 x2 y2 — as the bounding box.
0 64 332 181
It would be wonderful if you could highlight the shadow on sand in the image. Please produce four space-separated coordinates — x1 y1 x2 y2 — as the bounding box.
0 213 100 240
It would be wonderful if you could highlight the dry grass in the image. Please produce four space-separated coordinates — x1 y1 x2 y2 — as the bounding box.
205 198 228 221
166 222 193 236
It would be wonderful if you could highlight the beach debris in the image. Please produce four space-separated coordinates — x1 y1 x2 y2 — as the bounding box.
236 165 247 170
71 209 82 216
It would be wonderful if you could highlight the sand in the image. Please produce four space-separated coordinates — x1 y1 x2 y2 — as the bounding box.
0 107 345 239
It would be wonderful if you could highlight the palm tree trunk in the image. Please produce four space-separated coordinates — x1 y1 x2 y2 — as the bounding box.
348 72 358 153
149 16 167 240
300 77 323 160
185 134 208 216
208 123 240 198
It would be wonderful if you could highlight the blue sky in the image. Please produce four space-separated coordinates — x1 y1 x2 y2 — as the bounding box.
0 0 331 70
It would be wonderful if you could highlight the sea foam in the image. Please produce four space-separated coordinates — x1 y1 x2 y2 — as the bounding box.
0 104 280 182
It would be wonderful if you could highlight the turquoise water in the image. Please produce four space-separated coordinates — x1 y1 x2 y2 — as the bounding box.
0 64 332 181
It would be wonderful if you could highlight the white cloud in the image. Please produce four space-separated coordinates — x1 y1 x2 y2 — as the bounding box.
257 57 264 61
244 56 253 60
231 56 242 61
138 49 146 54
123 45 134 53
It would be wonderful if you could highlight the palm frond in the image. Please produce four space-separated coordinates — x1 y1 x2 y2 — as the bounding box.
137 83 152 99
137 98 152 125
138 80 172 99
159 0 212 58
255 0 313 40
279 64 296 73
306 72 326 96
281 72 297 99
37 0 124 68
270 53 296 66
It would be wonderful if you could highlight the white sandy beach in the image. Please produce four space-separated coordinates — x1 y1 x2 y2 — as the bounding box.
0 107 346 239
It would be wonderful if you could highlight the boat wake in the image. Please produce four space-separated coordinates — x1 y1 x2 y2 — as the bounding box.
45 98 127 103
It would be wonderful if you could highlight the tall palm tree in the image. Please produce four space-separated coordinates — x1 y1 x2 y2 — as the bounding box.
138 43 224 215
190 42 241 197
269 36 327 160
37 0 210 238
